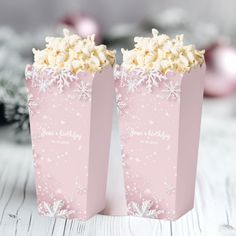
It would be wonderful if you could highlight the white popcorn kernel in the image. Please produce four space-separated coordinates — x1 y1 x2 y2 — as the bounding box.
152 28 159 37
63 28 70 37
32 28 115 74
121 28 205 74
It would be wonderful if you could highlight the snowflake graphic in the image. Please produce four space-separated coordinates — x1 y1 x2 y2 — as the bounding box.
32 148 39 168
134 68 167 93
27 68 79 93
36 77 53 93
27 94 38 115
76 186 87 195
114 65 129 81
38 200 74 218
74 81 92 101
26 66 48 91
116 67 168 93
47 69 77 93
161 81 181 100
166 186 176 195
25 65 34 80
128 200 163 219
126 79 139 93
115 92 127 114
164 181 176 195
75 176 87 194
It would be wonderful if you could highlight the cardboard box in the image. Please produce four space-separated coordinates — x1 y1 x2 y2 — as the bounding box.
103 64 205 220
25 65 115 220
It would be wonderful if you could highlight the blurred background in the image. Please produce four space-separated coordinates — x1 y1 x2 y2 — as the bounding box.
0 0 236 142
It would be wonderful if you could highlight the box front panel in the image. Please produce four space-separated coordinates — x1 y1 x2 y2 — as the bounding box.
116 72 182 220
26 67 94 219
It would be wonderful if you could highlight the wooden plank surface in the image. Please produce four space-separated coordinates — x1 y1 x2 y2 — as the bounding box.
0 98 236 236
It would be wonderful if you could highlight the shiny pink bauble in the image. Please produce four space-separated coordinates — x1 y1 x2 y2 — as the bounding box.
60 12 102 44
204 43 236 97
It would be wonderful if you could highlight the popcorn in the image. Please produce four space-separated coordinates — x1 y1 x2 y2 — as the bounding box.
121 29 205 74
33 29 115 74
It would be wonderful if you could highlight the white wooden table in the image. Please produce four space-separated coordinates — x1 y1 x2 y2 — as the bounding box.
0 98 236 236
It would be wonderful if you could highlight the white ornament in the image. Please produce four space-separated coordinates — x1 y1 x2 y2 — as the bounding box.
162 81 181 100
27 94 38 115
128 200 163 218
74 81 91 101
38 200 74 218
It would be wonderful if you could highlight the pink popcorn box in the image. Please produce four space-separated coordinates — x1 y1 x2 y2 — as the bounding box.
25 65 115 220
103 64 206 220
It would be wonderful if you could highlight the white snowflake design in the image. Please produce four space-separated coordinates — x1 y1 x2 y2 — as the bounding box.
164 182 176 195
76 186 87 195
126 78 139 93
38 200 74 218
134 68 167 93
161 81 181 100
27 94 38 115
114 65 129 82
115 66 168 93
166 186 176 195
74 81 92 101
26 66 79 93
115 92 127 114
46 69 77 93
25 66 42 87
127 200 163 219
36 77 53 93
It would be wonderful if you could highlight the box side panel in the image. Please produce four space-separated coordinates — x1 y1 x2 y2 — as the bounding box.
175 65 205 219
101 106 128 216
86 66 115 218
